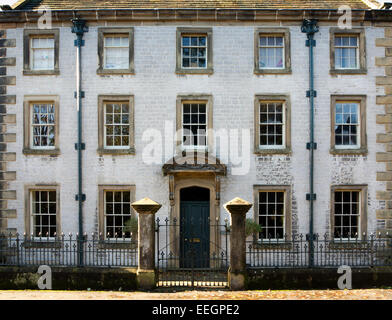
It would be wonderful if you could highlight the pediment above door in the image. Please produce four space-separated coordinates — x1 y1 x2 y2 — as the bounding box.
162 152 227 176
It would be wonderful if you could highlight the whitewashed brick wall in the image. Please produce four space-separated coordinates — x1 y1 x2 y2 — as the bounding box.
4 23 385 237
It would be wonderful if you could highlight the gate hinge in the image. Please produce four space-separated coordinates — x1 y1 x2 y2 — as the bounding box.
306 90 317 98
306 142 317 150
74 91 85 99
306 193 317 201
306 39 316 47
75 194 86 202
74 143 85 150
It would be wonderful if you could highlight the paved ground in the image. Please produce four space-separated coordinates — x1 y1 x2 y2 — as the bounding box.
0 289 391 300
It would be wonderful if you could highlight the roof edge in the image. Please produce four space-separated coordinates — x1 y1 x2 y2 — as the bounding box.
361 0 383 9
11 0 30 10
1 8 391 23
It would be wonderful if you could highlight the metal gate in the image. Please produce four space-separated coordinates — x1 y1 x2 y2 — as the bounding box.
156 217 230 288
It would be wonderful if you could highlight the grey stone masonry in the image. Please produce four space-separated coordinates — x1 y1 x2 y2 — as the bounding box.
376 25 392 237
224 197 252 290
131 197 162 289
0 29 16 235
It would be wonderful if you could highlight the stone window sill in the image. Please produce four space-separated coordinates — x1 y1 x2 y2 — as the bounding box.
23 69 60 76
249 241 293 250
97 148 135 156
97 68 135 75
329 148 368 156
22 240 62 249
97 240 137 250
254 68 292 75
255 148 291 155
23 148 61 156
330 68 367 75
176 68 213 75
328 241 373 250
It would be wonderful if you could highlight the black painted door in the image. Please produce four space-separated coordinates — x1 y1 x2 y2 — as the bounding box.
180 201 210 268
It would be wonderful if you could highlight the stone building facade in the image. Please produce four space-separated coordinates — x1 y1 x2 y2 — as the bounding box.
0 0 391 252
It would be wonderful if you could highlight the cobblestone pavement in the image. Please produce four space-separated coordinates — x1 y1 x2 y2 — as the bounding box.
0 289 391 300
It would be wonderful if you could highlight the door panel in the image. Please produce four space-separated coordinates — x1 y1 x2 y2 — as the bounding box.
180 201 210 268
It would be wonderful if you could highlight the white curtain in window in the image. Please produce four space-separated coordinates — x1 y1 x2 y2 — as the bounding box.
31 38 54 70
104 36 129 69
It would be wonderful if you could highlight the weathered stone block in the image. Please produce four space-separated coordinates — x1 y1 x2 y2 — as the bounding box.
0 96 15 104
228 271 246 291
0 209 16 219
377 209 392 220
386 28 392 38
0 39 15 48
377 95 392 105
0 153 15 161
377 114 392 124
385 86 392 95
376 38 392 47
0 114 15 124
376 152 392 162
136 269 156 290
377 191 392 200
377 133 392 143
377 172 392 181
0 172 16 181
0 200 7 209
0 58 15 66
0 76 15 86
0 134 15 143
376 76 392 85
376 57 392 66
0 190 16 200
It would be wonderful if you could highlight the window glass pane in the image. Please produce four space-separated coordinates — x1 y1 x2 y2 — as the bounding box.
335 35 358 69
104 190 132 238
335 102 359 147
182 103 207 147
104 36 129 70
258 191 285 239
259 36 284 69
259 102 284 147
32 190 57 237
32 48 54 70
181 35 207 69
104 102 130 148
334 190 360 239
31 103 55 148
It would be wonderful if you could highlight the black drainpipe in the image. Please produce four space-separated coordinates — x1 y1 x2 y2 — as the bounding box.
301 19 319 268
71 18 88 266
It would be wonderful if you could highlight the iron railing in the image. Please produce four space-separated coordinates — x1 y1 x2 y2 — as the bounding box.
0 233 138 267
156 217 230 287
246 233 392 268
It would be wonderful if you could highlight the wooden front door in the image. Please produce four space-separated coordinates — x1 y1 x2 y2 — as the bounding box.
180 201 210 268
